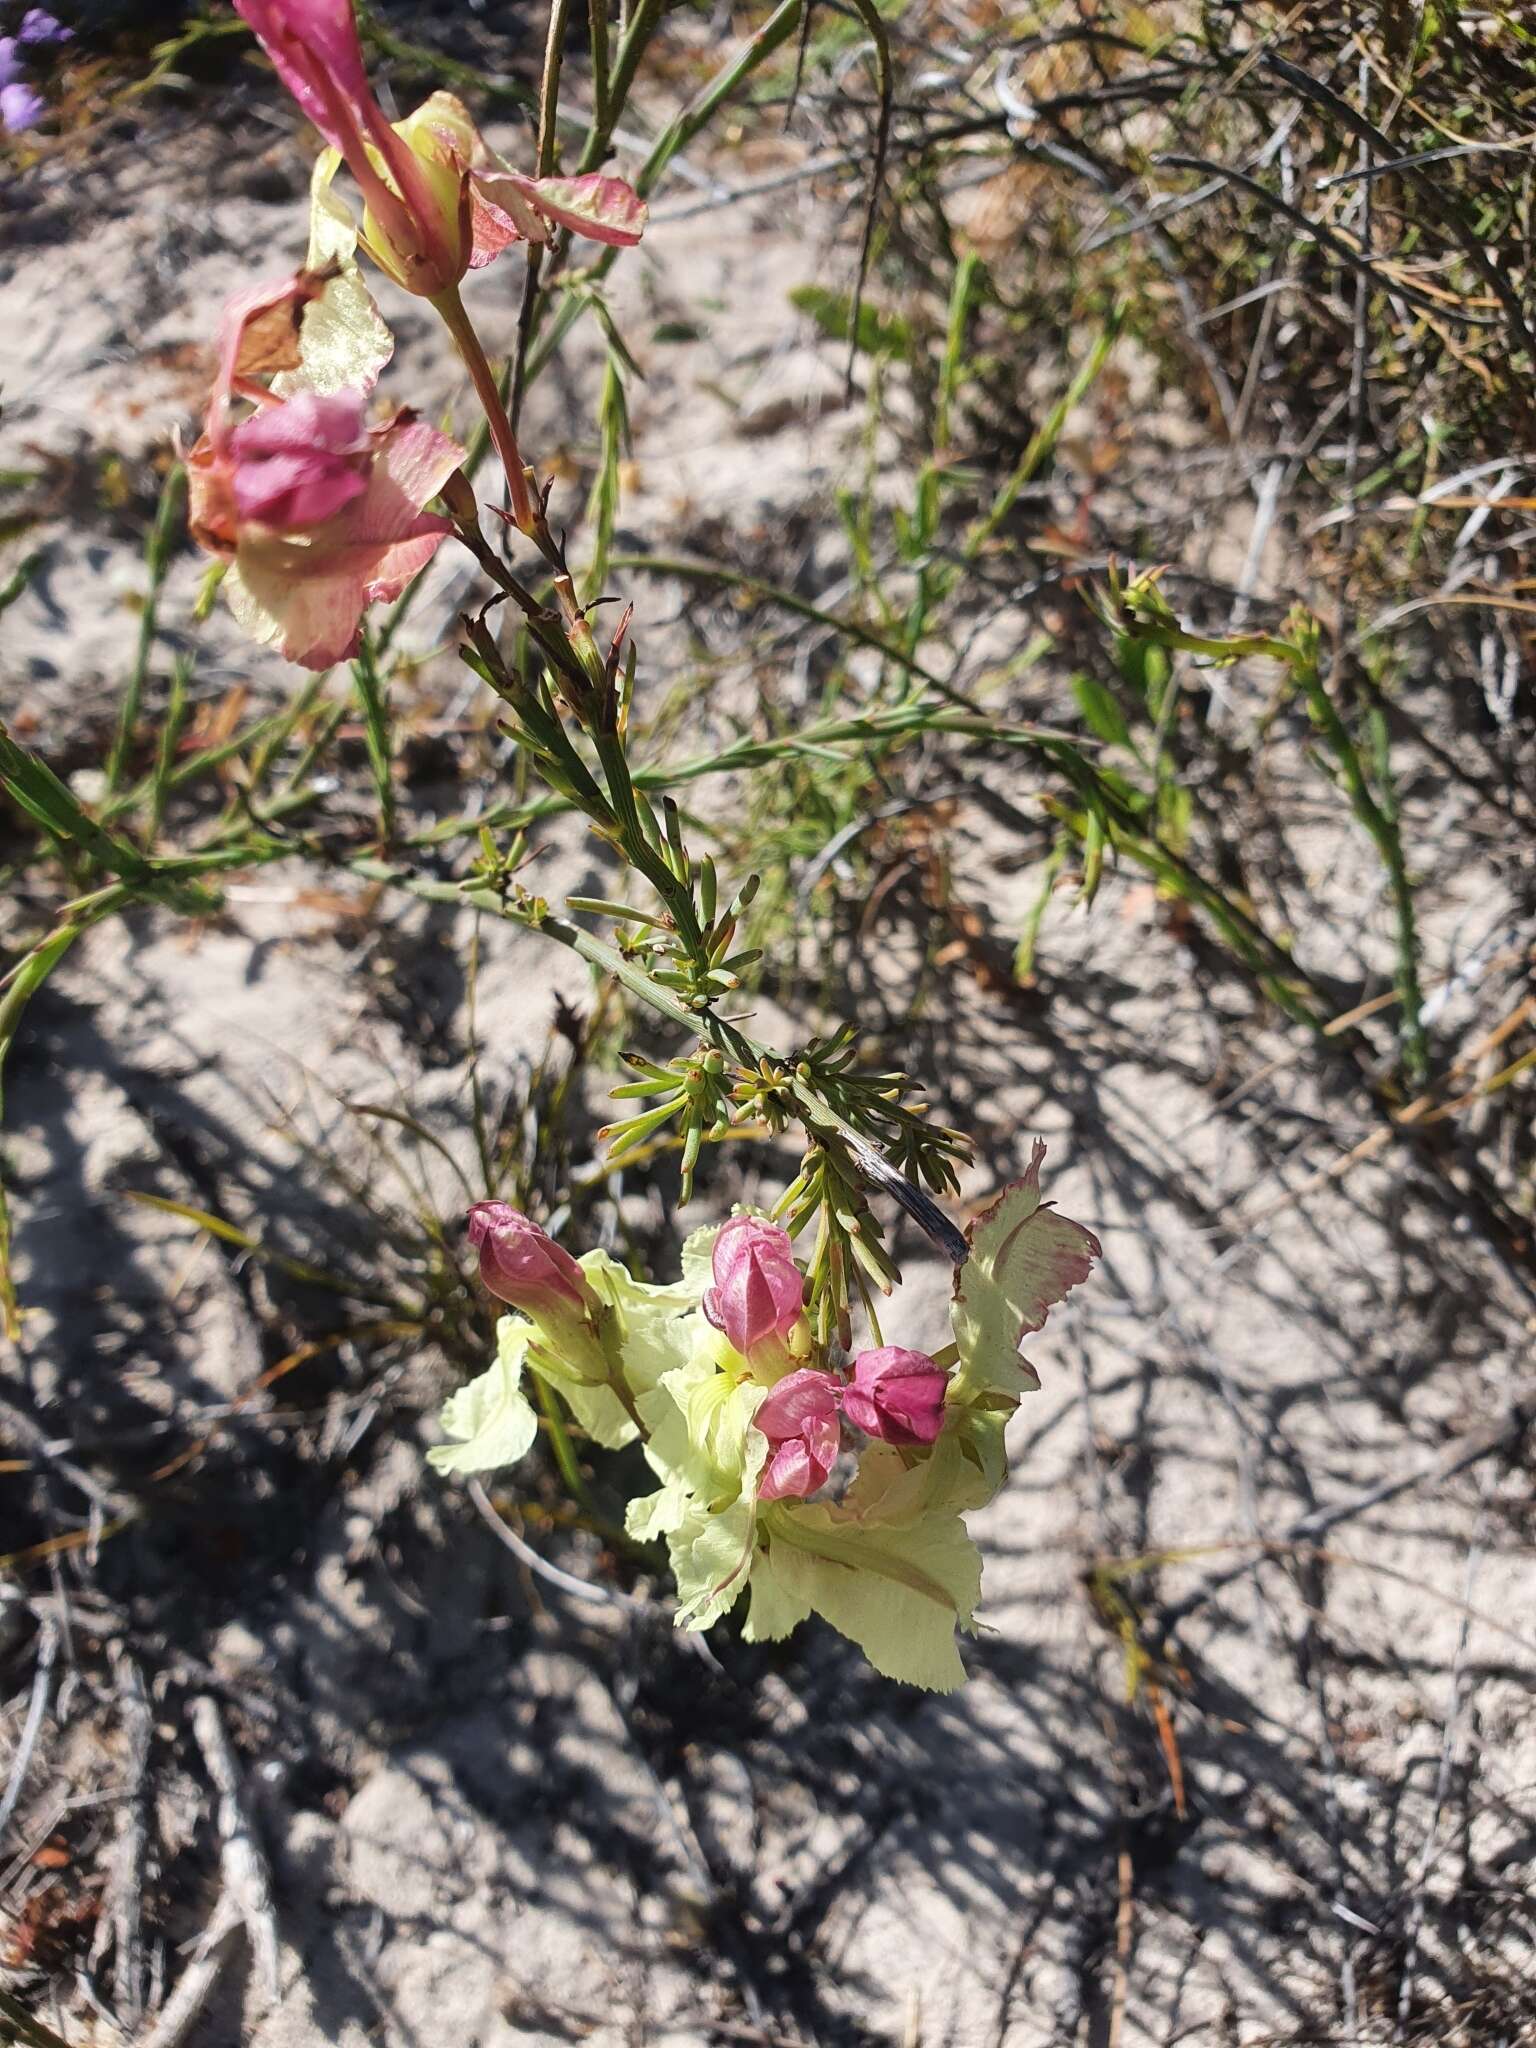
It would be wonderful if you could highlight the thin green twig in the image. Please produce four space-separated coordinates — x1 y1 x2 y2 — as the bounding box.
104 466 186 801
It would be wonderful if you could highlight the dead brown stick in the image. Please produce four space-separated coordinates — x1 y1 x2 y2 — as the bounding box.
1106 1843 1134 2048
0 1613 58 1841
0 1387 136 1521
88 1645 152 2030
190 1695 281 2008
136 1898 244 2048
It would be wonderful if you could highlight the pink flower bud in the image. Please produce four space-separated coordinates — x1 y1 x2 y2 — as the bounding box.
703 1215 804 1359
842 1347 949 1446
229 389 371 530
234 0 468 297
467 1202 590 1318
753 1369 841 1503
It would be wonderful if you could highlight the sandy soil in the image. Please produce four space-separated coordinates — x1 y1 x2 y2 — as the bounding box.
3 20 1535 2048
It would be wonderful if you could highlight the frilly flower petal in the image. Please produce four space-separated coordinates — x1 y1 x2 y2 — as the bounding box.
226 413 464 668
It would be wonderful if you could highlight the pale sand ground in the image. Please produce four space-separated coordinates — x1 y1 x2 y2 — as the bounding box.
3 46 1534 2048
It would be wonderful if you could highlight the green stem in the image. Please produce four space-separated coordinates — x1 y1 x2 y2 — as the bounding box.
528 1367 598 1514
105 466 186 800
965 307 1123 556
1126 618 1300 669
0 891 134 1337
509 0 573 431
351 638 396 845
587 0 610 135
345 856 904 1175
1296 665 1429 1083
580 0 666 171
348 857 710 1036
0 551 42 617
406 700 1080 847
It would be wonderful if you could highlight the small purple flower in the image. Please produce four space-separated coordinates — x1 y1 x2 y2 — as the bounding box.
18 10 72 44
1 79 45 131
0 36 22 88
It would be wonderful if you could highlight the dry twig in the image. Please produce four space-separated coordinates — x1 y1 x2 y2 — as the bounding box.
87 1645 153 2031
0 1614 58 1843
189 1695 281 2009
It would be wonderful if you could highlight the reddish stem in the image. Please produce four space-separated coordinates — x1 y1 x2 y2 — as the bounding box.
432 287 535 534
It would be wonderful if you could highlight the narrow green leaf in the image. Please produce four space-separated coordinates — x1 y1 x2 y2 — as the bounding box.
1071 674 1135 750
105 464 186 799
351 637 395 843
788 283 912 359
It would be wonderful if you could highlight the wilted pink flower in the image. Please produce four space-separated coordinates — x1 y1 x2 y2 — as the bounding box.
467 1202 591 1318
18 10 72 44
211 412 462 667
234 4 644 300
188 272 462 669
229 388 371 529
703 1215 804 1361
395 93 647 271
234 0 466 298
841 1347 949 1446
1 79 44 130
754 1370 841 1502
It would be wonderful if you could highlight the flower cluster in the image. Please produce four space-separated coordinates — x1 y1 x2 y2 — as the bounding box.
2 8 70 134
188 0 646 663
434 1146 1099 1691
197 4 1106 1694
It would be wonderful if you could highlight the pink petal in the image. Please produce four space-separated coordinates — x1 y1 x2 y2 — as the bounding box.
753 1368 839 1441
465 182 532 268
236 0 460 291
232 387 368 456
358 525 456 606
965 1139 1102 1343
207 272 320 453
232 413 465 668
803 1409 841 1475
759 1439 816 1503
230 388 371 529
356 416 467 538
233 0 372 156
234 451 367 530
844 1346 950 1446
186 435 238 557
240 520 450 667
709 1215 804 1355
479 168 647 248
874 1378 946 1444
840 1385 881 1435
